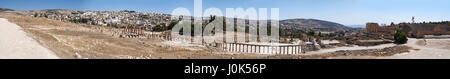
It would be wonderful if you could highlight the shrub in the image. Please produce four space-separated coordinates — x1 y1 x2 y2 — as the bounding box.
394 30 408 44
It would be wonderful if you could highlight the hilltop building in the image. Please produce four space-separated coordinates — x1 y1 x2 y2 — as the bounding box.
398 23 450 38
365 23 398 34
366 22 450 38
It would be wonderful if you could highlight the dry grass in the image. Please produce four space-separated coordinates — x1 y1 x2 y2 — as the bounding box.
1 11 412 59
0 12 198 59
0 12 295 59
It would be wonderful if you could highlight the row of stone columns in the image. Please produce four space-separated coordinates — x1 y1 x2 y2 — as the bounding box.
217 43 302 55
123 26 144 35
107 26 171 40
145 33 171 40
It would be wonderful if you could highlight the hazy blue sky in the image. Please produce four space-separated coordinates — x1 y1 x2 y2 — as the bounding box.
1 0 449 26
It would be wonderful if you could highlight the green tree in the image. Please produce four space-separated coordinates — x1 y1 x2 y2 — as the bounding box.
80 18 90 23
394 30 408 44
167 21 179 30
295 34 303 39
34 13 38 17
307 31 315 36
328 33 336 37
153 25 162 32
318 32 324 37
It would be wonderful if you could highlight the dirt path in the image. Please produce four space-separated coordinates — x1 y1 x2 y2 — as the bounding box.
379 38 450 59
306 43 397 55
0 18 59 59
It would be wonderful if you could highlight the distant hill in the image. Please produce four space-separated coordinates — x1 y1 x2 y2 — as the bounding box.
280 19 352 32
348 25 366 28
0 8 14 12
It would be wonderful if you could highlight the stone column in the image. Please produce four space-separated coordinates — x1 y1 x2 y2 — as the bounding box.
257 46 260 54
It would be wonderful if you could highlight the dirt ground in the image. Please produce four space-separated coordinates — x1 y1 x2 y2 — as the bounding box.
379 38 450 59
0 18 59 58
0 11 416 59
0 12 297 59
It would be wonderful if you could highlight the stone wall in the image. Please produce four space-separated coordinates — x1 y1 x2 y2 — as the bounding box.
399 23 450 38
366 23 379 32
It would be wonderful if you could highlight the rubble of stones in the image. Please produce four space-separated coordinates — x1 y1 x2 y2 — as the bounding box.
336 30 394 46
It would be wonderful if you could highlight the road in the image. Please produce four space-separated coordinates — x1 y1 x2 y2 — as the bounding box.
379 38 450 59
0 18 59 59
307 43 397 55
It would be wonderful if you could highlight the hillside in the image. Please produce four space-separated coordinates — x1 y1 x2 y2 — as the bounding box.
348 25 366 28
280 19 352 32
0 8 14 12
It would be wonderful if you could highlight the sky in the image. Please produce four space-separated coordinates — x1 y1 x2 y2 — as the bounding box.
1 0 450 26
